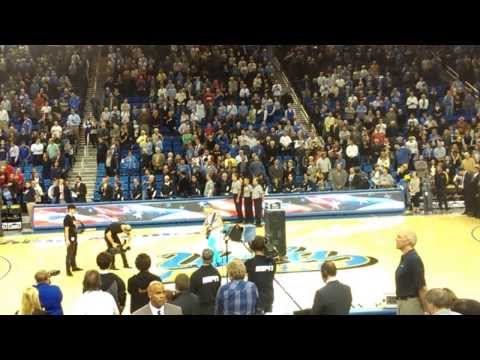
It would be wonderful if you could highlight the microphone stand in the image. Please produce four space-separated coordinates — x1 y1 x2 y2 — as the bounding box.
224 232 230 283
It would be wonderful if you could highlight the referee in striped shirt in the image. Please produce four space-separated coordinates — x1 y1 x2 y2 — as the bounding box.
215 259 258 315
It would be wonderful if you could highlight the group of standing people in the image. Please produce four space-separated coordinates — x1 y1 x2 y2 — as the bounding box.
231 174 264 226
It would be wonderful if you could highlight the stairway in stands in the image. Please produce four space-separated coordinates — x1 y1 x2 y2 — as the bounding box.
67 46 103 201
270 55 318 137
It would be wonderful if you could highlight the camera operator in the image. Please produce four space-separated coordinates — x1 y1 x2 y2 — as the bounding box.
190 249 222 315
245 236 276 314
33 270 64 315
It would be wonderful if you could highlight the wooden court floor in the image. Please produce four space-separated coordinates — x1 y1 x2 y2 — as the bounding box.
1 214 478 315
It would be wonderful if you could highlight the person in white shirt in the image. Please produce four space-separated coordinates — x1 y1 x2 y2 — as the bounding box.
239 84 250 99
316 152 332 176
0 104 9 131
30 139 44 166
425 288 461 315
71 270 119 315
51 121 63 139
407 114 419 127
418 94 429 111
345 139 359 167
272 81 282 98
406 92 419 113
9 142 19 165
279 133 292 154
40 102 52 121
405 136 419 157
195 101 205 120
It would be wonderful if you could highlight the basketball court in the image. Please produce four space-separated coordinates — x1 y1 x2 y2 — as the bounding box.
1 213 478 315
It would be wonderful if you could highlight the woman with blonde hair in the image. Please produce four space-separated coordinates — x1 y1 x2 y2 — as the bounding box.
17 287 47 315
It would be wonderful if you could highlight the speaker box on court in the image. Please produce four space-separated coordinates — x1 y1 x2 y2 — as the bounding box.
264 210 286 256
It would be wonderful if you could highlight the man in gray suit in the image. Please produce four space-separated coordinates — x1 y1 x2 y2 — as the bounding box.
132 281 183 315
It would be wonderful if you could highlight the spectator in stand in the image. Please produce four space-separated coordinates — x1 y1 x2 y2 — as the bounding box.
329 163 348 190
435 164 450 211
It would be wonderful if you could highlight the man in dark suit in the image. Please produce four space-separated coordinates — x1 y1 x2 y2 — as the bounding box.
97 138 108 165
127 253 162 314
53 179 73 204
311 261 352 315
132 281 183 315
170 273 200 315
73 176 87 203
99 176 113 201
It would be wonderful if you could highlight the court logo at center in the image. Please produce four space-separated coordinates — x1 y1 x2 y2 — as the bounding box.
155 246 378 283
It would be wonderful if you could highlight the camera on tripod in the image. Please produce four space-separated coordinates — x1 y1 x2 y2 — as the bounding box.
48 270 61 277
264 241 279 260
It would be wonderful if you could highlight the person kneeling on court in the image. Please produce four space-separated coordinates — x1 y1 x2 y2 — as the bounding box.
311 261 352 315
132 281 183 315
104 222 132 270
245 236 276 314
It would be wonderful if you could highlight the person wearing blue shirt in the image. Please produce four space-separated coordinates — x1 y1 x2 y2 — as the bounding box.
121 150 139 170
69 92 80 112
395 142 412 166
215 259 258 315
18 142 31 166
34 270 63 315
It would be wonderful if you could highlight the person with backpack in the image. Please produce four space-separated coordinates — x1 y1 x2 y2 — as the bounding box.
96 251 127 314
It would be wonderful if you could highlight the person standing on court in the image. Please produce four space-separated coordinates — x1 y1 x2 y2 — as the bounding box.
64 204 83 277
170 273 200 315
231 173 244 223
395 230 428 315
245 236 275 314
189 249 222 315
434 164 449 211
104 222 133 270
311 261 352 315
242 177 254 224
251 177 264 227
215 259 258 315
127 253 162 314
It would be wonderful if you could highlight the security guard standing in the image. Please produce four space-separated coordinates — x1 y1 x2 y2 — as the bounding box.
245 236 276 314
104 222 132 270
189 249 222 315
63 204 83 276
231 173 244 223
251 177 264 227
243 177 254 224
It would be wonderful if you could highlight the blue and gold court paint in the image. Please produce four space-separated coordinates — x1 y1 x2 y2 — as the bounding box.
1 214 478 314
